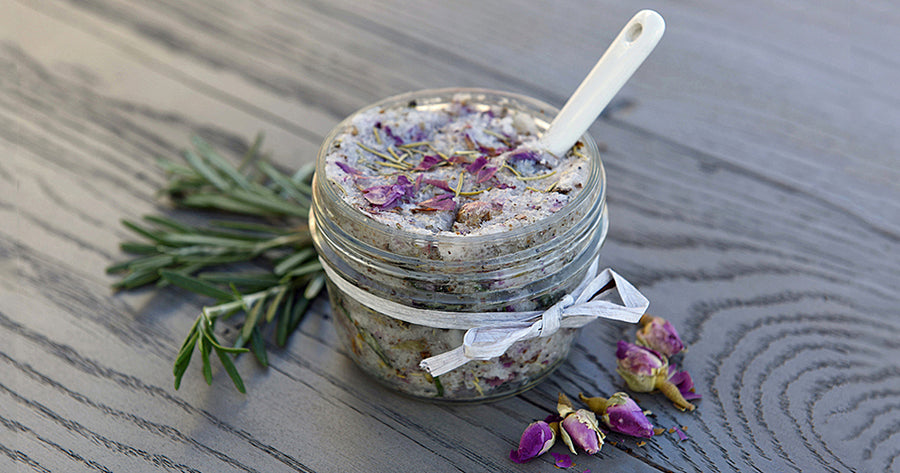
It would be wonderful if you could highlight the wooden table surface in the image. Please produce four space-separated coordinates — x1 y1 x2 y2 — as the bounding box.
5 1 899 472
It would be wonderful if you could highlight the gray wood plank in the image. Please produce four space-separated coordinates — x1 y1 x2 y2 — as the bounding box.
4 0 899 472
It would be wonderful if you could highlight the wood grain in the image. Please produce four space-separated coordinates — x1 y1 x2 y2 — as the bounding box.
4 0 899 472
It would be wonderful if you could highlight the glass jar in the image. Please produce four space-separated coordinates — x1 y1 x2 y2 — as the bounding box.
309 88 607 402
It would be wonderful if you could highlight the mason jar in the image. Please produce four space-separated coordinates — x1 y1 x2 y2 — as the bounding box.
309 88 607 402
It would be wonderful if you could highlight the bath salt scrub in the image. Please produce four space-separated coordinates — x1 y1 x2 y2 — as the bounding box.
310 89 614 401
323 93 590 239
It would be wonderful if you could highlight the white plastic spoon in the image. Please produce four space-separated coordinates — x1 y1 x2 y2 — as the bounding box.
540 9 665 156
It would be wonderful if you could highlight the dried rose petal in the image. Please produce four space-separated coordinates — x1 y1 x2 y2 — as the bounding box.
509 420 557 463
413 155 442 171
668 366 702 401
394 175 414 198
465 156 488 173
507 149 539 162
414 174 424 193
475 166 498 184
335 161 362 176
550 452 573 468
382 124 403 145
361 175 414 209
636 315 685 357
480 145 509 157
423 178 452 191
361 185 403 207
447 155 470 165
463 132 477 150
416 193 456 211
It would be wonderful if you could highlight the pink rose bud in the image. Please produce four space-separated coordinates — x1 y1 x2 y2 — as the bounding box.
557 393 604 455
601 392 655 438
615 341 696 412
636 314 685 357
509 420 557 463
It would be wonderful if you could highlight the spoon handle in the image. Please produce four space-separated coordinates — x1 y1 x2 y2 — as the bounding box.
540 10 665 156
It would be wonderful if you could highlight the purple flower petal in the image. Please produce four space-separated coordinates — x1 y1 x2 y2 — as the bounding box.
669 366 702 401
335 161 362 176
361 176 414 209
416 193 456 211
495 182 515 190
382 124 403 145
465 156 488 173
475 166 498 184
414 174 424 192
676 429 689 441
361 185 402 207
544 414 563 424
413 155 442 171
424 178 452 191
395 175 414 198
507 149 539 162
550 452 573 468
509 421 556 464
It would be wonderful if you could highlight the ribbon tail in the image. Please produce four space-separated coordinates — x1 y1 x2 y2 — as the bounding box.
420 346 468 377
420 321 542 376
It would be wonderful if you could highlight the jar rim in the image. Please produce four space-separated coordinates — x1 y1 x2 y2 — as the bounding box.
314 87 606 252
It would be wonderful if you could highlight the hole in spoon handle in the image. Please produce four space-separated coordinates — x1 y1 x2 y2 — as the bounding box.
626 23 643 42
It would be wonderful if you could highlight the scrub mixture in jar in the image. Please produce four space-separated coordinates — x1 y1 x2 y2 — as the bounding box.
324 93 590 239
312 90 605 401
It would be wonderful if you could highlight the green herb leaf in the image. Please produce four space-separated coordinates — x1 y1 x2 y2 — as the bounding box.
160 270 234 301
199 333 213 385
216 348 246 394
250 327 268 367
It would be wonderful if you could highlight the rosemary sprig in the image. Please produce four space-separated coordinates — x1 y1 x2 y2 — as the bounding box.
108 134 323 393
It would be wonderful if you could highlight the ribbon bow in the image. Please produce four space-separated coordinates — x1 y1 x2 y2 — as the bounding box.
419 261 649 376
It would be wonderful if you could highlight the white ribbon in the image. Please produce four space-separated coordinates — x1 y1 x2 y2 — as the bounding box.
320 256 649 377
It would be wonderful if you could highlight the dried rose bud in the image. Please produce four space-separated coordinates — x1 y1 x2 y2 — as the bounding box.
579 392 654 438
557 393 604 455
616 341 667 392
636 314 685 357
615 341 696 412
509 420 557 463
